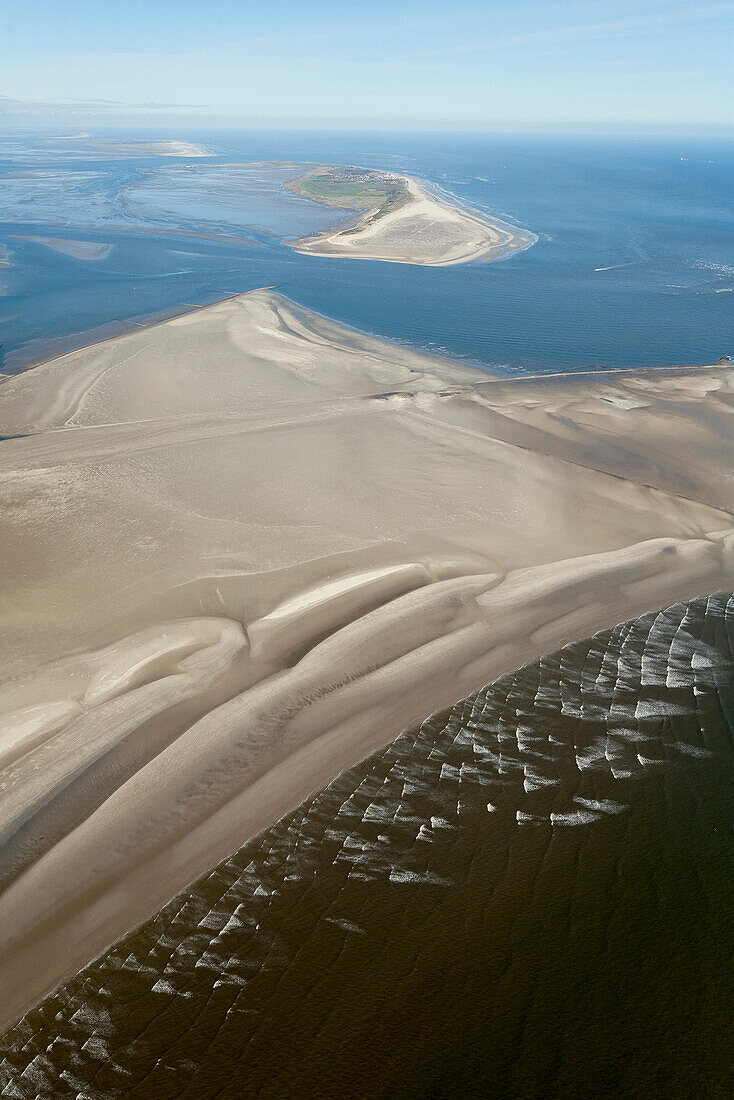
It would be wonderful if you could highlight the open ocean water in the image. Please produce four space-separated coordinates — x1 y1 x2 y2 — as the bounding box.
0 130 733 374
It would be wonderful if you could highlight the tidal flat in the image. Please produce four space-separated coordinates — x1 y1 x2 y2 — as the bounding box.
14 236 112 260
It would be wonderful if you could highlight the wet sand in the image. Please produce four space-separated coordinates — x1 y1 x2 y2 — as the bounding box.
15 237 112 261
292 175 536 266
0 289 732 1030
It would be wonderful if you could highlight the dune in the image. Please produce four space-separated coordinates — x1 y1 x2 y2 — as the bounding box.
0 289 732 1030
292 175 535 266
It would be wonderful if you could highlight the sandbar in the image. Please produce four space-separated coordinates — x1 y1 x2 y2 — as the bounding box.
47 136 213 158
15 236 111 260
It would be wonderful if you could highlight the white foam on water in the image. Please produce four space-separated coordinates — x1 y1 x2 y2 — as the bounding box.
573 797 627 815
550 809 603 826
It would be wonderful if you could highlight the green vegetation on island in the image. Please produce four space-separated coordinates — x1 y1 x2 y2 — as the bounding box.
286 165 410 233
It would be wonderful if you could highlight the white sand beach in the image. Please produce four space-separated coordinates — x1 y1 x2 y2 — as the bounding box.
0 289 732 1029
292 176 535 266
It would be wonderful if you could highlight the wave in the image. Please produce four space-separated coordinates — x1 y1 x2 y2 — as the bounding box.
695 259 734 278
595 262 636 272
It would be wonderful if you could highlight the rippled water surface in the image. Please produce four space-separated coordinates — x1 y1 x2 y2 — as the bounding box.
1 130 733 373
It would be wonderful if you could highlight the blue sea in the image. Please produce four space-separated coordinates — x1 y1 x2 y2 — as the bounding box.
1 129 733 375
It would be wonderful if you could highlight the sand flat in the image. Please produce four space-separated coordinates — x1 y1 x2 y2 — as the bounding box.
47 137 213 158
15 236 111 260
292 176 535 266
0 289 732 1029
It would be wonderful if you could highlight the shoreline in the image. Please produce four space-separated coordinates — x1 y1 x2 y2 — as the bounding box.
1 290 469 381
3 293 723 382
0 289 732 1031
3 592 730 1094
421 177 538 263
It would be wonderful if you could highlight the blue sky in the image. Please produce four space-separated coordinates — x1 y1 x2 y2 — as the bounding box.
2 0 733 131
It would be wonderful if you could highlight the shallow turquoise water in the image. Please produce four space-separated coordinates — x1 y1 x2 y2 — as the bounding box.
0 130 732 374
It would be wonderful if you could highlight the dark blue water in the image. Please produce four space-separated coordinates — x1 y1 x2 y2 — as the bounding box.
1 130 732 374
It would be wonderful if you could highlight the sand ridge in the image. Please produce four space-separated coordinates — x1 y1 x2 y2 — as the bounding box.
0 289 732 1030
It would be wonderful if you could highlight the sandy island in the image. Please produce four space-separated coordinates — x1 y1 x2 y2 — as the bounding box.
0 290 732 1030
289 167 535 266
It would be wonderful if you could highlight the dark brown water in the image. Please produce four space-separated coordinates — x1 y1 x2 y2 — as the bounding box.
1 594 732 1099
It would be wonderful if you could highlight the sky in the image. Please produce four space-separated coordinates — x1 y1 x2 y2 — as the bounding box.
2 0 733 132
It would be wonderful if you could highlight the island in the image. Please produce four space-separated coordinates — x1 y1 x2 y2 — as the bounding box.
286 164 536 266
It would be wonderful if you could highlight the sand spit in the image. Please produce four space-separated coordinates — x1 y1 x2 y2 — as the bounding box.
15 236 111 261
0 290 732 1029
292 175 535 266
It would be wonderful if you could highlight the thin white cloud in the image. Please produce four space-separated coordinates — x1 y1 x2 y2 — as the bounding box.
0 95 208 115
413 1 734 58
